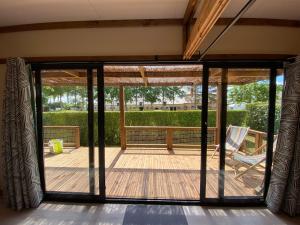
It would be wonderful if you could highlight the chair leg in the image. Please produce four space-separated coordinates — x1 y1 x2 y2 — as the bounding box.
234 162 260 179
210 146 219 159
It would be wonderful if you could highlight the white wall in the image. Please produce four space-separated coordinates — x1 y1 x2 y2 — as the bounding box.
0 25 300 58
202 25 300 54
0 24 300 192
0 26 183 57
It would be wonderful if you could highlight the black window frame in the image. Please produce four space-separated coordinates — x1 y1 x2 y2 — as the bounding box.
31 59 283 206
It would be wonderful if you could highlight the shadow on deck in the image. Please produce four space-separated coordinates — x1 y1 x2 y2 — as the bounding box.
44 147 264 200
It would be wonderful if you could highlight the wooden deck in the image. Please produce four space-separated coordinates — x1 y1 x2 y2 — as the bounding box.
44 147 264 200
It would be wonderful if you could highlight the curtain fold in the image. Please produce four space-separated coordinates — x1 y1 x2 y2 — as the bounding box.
266 56 300 216
1 57 43 210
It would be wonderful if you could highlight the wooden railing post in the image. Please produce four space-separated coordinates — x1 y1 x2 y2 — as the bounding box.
216 83 222 145
75 126 80 149
119 85 126 150
166 128 173 150
213 127 218 145
255 132 263 154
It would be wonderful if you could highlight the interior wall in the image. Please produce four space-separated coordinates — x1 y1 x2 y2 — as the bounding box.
0 24 299 193
201 25 300 54
0 25 300 59
0 26 183 57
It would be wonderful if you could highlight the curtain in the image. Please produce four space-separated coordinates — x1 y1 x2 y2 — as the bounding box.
266 56 300 216
1 57 43 210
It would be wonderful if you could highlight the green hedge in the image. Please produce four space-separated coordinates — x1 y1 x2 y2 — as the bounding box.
246 103 281 133
43 110 248 146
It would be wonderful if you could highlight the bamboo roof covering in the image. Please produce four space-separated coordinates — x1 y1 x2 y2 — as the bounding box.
41 65 272 86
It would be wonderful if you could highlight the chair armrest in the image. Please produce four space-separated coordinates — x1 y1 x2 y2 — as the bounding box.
249 143 267 156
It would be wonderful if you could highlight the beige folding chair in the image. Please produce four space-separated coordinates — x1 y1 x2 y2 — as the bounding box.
232 135 278 179
211 125 250 159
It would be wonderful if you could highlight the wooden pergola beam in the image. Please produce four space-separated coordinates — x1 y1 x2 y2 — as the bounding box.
139 66 148 86
183 0 231 59
63 70 80 77
42 69 269 79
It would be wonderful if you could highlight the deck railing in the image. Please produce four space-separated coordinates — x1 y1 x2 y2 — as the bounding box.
43 126 80 148
125 126 267 153
125 126 217 150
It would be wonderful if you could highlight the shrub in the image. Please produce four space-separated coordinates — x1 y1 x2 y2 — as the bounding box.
246 103 281 132
43 110 248 146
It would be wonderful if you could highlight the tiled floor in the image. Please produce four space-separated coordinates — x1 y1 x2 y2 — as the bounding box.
0 201 299 225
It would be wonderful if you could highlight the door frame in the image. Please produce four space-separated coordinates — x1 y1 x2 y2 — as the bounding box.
32 60 283 206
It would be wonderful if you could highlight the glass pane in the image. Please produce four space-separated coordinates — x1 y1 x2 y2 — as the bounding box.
42 69 91 193
105 65 201 200
205 68 221 198
225 68 270 197
275 71 284 136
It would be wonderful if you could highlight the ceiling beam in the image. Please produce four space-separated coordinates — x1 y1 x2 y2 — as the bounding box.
0 54 293 65
183 0 199 25
0 18 299 34
182 0 199 51
183 0 231 60
0 19 182 34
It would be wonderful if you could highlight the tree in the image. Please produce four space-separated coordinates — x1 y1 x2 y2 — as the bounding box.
130 87 143 106
42 86 54 105
228 81 283 104
164 86 185 105
104 87 119 108
144 87 161 106
125 88 135 105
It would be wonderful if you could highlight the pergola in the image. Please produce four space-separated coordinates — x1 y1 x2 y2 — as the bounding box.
41 65 271 150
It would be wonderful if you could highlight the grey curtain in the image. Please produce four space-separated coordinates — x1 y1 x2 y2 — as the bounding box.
266 56 300 216
1 57 43 210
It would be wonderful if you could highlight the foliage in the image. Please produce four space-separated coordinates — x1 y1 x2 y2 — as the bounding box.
143 87 162 105
161 86 185 104
104 87 119 105
228 82 270 104
42 86 193 111
43 110 248 146
228 82 283 104
246 103 281 133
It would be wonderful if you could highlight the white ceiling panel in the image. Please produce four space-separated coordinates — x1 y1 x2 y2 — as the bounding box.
0 0 188 26
87 0 188 20
0 0 299 27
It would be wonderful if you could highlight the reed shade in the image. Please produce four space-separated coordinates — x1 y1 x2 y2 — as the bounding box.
41 66 272 87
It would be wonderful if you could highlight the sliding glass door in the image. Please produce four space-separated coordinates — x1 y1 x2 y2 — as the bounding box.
201 63 280 204
33 61 282 204
34 64 105 201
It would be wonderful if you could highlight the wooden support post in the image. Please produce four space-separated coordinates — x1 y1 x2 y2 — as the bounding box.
75 126 80 149
213 127 218 145
166 128 174 150
216 83 222 145
255 133 263 153
119 85 126 150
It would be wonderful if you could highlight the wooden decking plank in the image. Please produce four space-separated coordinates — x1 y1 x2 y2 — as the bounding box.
44 147 264 199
